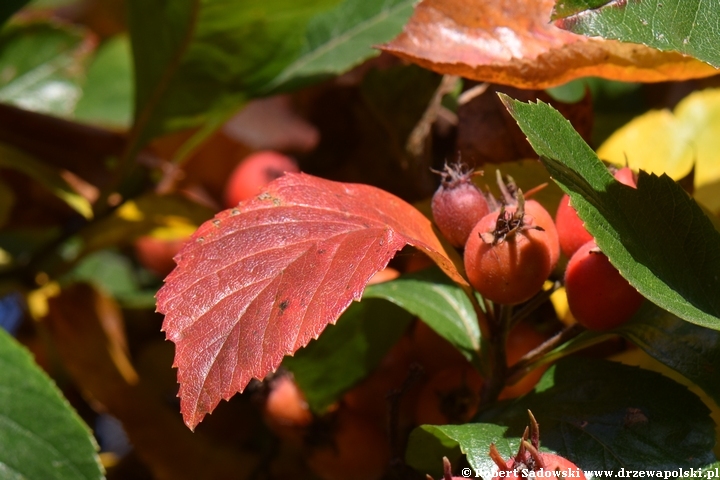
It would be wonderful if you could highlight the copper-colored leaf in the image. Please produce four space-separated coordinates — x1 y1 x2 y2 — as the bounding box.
156 172 462 429
381 0 717 89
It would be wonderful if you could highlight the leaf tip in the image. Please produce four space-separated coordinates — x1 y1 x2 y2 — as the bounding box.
496 92 515 111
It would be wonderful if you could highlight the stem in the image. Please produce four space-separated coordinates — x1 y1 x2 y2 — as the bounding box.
465 286 492 345
509 281 561 328
480 303 511 404
505 325 612 386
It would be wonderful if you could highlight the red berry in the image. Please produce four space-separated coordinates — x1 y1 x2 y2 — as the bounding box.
134 235 187 278
564 240 644 330
464 199 557 305
555 194 594 259
525 198 560 268
307 410 390 480
223 150 299 208
431 163 489 248
490 411 587 480
613 166 637 188
556 167 637 258
414 365 483 425
493 452 586 479
264 375 312 428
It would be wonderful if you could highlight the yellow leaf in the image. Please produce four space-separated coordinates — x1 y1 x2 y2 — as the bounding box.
598 88 720 214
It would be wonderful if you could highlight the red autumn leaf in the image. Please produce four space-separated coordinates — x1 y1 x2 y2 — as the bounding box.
381 0 717 89
156 173 463 429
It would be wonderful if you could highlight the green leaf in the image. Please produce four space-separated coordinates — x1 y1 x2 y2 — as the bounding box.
477 357 716 470
127 0 414 151
0 327 104 479
502 96 720 330
0 21 93 117
617 302 720 408
64 250 156 309
0 143 93 219
127 0 338 148
364 267 481 367
283 298 413 413
74 36 133 129
406 423 514 478
262 0 416 94
0 0 30 27
552 0 720 68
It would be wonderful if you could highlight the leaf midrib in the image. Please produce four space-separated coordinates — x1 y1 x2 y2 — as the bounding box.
264 0 412 92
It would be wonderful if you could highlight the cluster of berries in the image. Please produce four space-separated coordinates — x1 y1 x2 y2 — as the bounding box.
259 315 551 480
431 162 644 331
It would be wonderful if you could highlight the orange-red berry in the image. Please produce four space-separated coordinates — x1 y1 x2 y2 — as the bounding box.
464 200 557 305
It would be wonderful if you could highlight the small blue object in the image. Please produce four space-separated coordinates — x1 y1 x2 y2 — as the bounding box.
0 291 25 336
95 414 132 457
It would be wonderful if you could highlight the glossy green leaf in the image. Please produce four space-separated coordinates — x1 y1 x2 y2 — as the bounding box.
0 21 93 117
476 357 716 471
502 96 720 330
617 302 720 407
283 298 413 413
262 0 416 94
74 36 133 129
0 0 30 28
364 267 481 367
0 143 93 219
127 0 337 148
0 327 104 479
553 0 720 68
127 0 414 151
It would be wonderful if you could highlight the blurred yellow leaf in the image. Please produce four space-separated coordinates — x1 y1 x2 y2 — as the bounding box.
598 88 720 214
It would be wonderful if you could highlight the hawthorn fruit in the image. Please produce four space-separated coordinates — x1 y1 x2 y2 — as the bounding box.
464 196 557 305
307 410 390 480
263 374 313 442
410 320 468 376
413 365 483 425
490 411 586 479
491 447 586 480
342 335 414 421
431 162 489 248
555 166 637 258
555 194 594 259
133 235 187 278
564 240 644 330
223 150 299 208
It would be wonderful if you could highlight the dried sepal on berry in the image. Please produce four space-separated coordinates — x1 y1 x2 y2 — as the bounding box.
490 411 586 479
464 190 557 305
